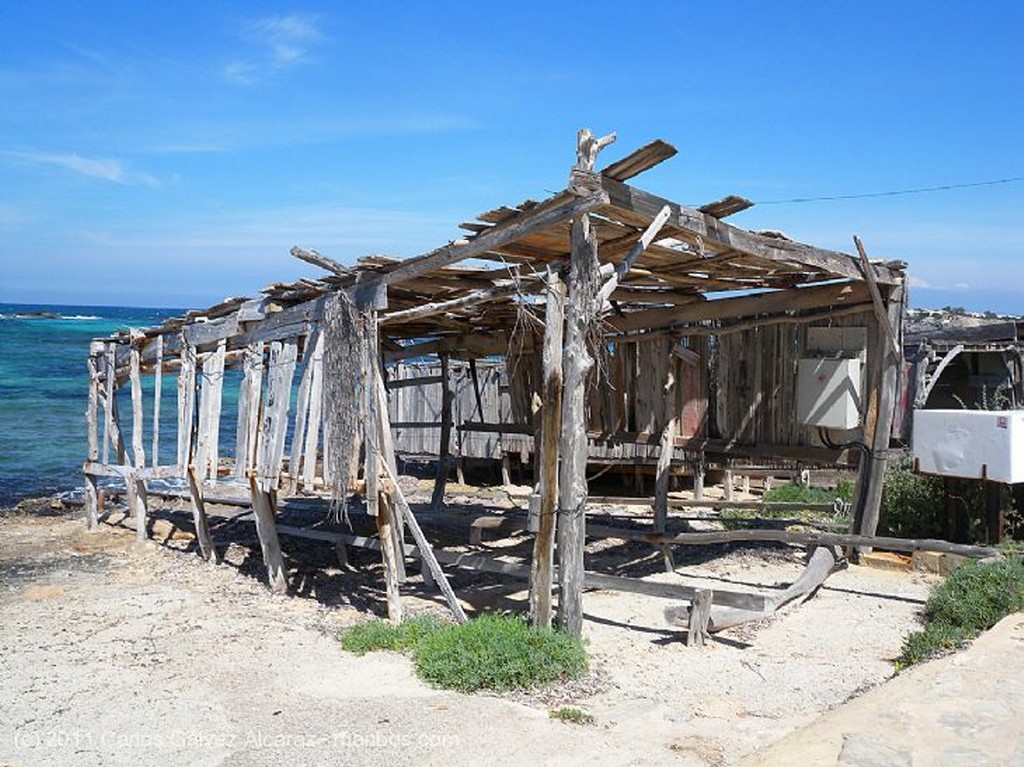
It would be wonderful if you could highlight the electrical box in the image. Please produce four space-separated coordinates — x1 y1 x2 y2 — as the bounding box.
913 409 1024 483
796 358 862 429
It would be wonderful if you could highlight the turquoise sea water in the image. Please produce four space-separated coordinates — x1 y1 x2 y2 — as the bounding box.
0 303 182 505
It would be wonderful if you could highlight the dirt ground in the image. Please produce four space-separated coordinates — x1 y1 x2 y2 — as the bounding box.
0 488 937 766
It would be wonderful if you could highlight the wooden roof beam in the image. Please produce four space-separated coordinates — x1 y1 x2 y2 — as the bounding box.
606 280 872 333
599 176 901 286
373 189 609 294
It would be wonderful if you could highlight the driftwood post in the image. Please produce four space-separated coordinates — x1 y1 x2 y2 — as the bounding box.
288 329 321 494
529 267 565 629
84 344 102 529
375 379 467 623
234 342 264 480
187 466 216 563
176 340 197 475
129 343 147 542
849 238 905 551
249 340 295 595
557 128 615 637
654 338 678 572
151 334 163 469
364 311 402 622
430 354 453 511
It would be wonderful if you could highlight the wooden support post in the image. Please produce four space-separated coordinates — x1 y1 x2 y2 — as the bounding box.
853 278 905 550
151 335 163 468
363 310 402 621
986 481 1005 544
724 470 735 501
686 589 713 647
654 338 678 573
187 466 216 563
194 339 226 481
694 468 705 500
176 340 197 474
249 476 288 594
557 128 614 638
129 344 146 470
380 462 468 623
103 343 117 465
430 354 453 511
374 366 407 584
87 345 100 464
85 347 101 530
129 345 148 542
84 474 99 530
302 341 325 489
234 342 264 481
529 267 565 629
289 329 321 494
249 339 297 594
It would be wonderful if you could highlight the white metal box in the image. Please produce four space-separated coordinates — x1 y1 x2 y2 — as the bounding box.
913 409 1024 483
796 358 862 429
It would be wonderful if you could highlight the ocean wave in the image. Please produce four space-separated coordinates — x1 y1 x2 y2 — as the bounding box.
63 315 102 320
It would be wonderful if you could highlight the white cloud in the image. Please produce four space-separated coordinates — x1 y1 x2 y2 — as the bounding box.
907 275 932 289
1 150 161 187
224 13 325 85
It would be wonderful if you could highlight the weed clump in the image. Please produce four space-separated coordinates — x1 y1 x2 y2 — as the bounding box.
898 556 1024 668
340 612 589 693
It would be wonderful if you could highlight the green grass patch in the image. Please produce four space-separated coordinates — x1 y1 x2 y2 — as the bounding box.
340 612 589 694
897 557 1024 668
339 614 444 654
414 613 588 693
762 479 853 506
549 706 595 725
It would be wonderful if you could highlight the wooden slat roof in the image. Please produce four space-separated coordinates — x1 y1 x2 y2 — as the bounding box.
103 138 906 354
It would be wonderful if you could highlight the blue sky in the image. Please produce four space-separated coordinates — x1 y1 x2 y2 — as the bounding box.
1 1 1021 311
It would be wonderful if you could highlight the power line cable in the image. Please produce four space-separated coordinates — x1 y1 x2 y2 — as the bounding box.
755 175 1024 205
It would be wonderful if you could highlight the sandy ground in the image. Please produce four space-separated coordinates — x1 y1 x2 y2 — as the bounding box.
0 491 937 767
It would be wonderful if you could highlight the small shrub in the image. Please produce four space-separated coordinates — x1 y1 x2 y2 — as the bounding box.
414 613 588 692
549 707 594 725
340 614 444 655
878 458 946 539
897 557 1024 667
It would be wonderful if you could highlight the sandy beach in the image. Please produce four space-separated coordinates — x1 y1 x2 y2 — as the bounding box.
0 487 939 767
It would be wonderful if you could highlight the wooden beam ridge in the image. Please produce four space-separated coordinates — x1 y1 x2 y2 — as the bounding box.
372 189 610 291
599 175 901 286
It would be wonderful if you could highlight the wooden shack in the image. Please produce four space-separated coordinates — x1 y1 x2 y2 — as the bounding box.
82 131 909 635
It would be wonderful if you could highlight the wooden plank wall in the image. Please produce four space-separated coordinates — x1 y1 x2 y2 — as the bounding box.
715 310 878 448
388 335 708 465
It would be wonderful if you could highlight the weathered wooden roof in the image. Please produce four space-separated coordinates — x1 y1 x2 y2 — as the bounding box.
98 138 906 362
